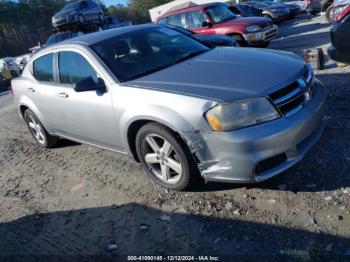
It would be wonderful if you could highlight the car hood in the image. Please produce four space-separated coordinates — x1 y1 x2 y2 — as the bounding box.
193 34 234 46
126 48 306 102
222 16 271 26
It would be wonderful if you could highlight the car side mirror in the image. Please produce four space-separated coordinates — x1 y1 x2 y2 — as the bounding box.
80 2 87 8
74 76 100 92
202 21 213 28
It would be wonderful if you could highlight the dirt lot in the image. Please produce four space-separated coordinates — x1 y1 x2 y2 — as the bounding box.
0 14 350 260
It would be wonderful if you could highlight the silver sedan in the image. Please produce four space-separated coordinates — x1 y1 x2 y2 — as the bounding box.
12 24 326 190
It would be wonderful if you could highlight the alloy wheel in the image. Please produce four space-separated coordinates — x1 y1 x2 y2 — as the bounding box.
142 134 182 184
27 114 46 145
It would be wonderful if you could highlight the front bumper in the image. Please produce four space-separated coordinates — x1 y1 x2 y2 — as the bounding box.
243 25 278 45
52 15 76 27
183 80 326 183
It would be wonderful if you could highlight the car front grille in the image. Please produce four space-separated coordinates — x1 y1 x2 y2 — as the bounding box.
265 28 278 41
268 66 315 117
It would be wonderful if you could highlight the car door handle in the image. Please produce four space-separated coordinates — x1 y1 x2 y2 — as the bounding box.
57 92 69 98
27 87 35 92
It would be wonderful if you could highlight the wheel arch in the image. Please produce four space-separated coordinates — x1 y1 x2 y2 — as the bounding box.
322 1 333 12
125 116 192 162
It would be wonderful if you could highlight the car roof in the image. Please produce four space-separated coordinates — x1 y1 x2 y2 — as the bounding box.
52 24 157 47
158 2 227 19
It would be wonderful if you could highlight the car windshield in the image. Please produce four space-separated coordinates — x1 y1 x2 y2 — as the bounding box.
62 1 79 11
90 26 209 82
205 4 237 23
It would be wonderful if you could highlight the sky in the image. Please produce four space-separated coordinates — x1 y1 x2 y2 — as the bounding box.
102 0 129 6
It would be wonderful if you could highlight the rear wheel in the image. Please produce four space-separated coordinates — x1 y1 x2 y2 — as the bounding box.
135 123 197 191
325 5 336 23
24 109 59 148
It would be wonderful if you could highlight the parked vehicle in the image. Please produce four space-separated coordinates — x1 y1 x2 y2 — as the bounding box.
12 24 326 190
328 5 350 63
258 1 299 18
160 24 239 47
101 16 132 30
305 0 333 15
45 31 85 46
326 0 350 22
246 1 290 22
52 0 103 28
272 0 307 11
0 58 20 92
306 0 322 14
156 3 278 47
229 4 264 17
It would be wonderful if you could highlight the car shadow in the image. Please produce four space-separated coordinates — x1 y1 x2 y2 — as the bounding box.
52 138 81 148
0 203 349 259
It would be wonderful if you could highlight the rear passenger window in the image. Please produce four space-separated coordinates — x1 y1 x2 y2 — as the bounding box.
167 14 186 28
187 11 207 29
33 54 54 82
158 17 168 24
59 51 98 85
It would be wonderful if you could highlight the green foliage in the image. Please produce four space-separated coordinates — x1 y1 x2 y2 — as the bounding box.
107 0 173 24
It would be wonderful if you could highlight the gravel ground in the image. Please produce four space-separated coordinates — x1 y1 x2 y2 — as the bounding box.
0 14 350 261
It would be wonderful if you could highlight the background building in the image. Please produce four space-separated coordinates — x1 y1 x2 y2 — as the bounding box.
149 0 232 22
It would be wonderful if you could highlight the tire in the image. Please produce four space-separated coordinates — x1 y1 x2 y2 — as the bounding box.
78 14 85 24
135 123 197 191
24 109 59 148
325 5 336 23
231 34 246 46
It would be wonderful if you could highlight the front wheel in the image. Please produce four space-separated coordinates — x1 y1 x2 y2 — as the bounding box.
24 109 59 148
135 123 197 191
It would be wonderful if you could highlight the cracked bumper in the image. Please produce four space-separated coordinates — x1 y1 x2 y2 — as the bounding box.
183 81 326 183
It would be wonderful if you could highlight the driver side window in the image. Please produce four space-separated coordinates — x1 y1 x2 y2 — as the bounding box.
58 51 98 85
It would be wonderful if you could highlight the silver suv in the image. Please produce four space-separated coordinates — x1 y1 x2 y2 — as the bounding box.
12 25 326 190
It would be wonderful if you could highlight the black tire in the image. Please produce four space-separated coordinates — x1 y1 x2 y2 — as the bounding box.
78 14 85 24
135 123 198 191
24 109 59 148
231 34 246 46
325 5 336 23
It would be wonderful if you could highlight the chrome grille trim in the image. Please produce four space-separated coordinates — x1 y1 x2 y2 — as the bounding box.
269 66 315 117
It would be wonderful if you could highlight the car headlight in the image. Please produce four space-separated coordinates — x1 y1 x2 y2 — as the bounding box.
246 25 261 33
205 98 280 131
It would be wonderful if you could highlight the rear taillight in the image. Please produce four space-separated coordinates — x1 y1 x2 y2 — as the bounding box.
306 0 311 6
336 5 350 22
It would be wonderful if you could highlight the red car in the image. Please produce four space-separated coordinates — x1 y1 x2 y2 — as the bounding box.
156 3 278 47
